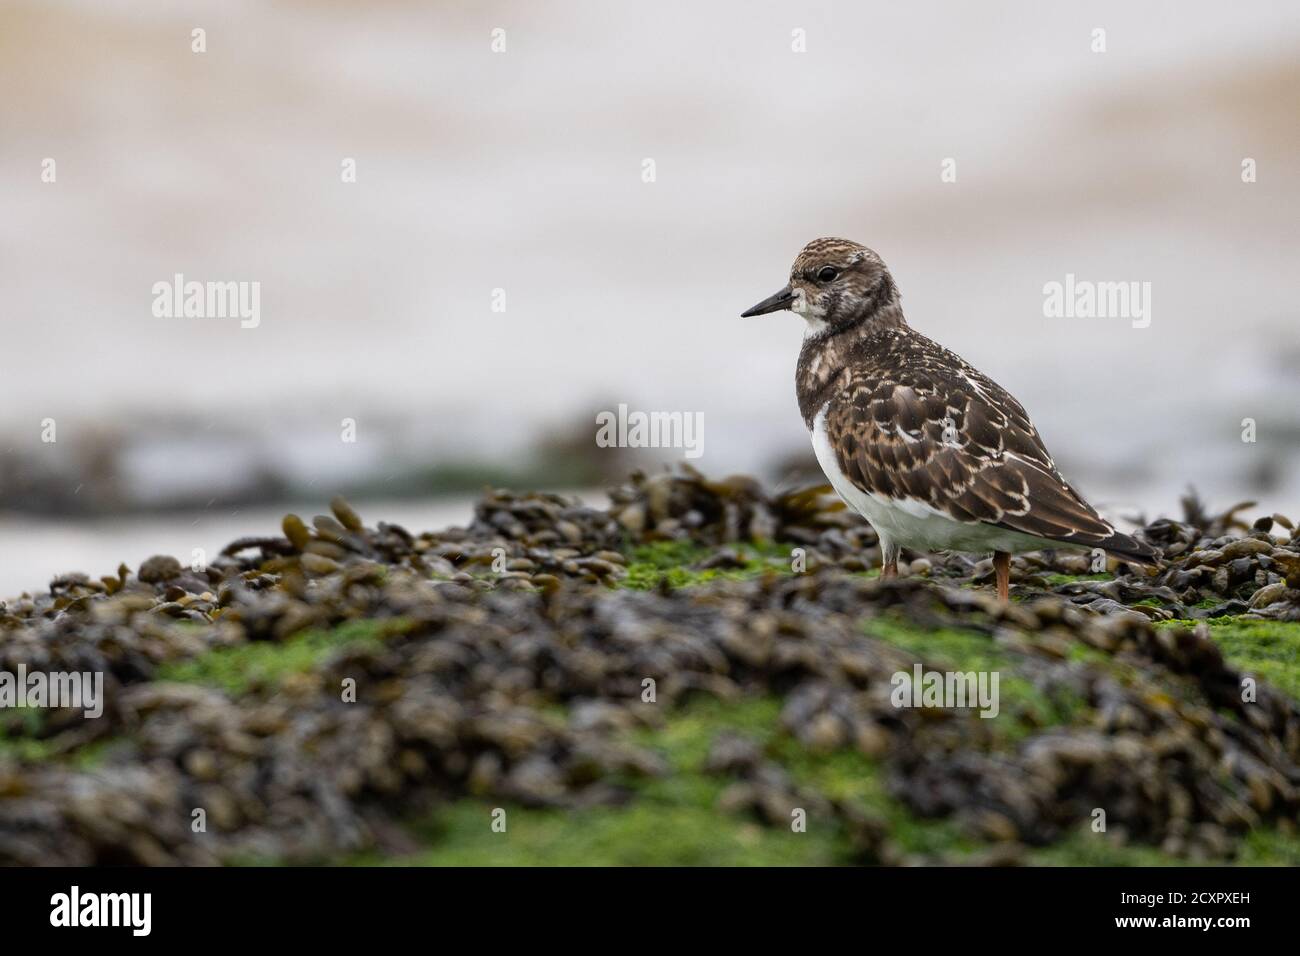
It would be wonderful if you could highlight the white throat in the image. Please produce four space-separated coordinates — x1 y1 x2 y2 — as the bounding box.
801 315 830 339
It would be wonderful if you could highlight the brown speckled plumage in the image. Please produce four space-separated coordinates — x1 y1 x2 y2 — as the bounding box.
745 237 1157 566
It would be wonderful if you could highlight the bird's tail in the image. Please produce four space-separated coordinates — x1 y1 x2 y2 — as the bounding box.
1096 530 1161 568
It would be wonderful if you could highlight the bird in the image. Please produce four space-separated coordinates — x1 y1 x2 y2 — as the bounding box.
741 237 1158 600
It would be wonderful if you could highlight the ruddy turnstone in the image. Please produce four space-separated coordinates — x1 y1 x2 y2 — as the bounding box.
742 237 1157 600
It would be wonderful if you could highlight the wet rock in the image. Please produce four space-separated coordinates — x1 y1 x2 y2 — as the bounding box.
2 473 1299 866
704 732 764 775
138 555 183 584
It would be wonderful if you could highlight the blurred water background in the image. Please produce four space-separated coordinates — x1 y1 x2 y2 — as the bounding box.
1 0 1298 595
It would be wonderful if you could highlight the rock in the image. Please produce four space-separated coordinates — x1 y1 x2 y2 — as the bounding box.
137 555 183 584
3 472 1299 867
704 733 763 775
1248 582 1290 609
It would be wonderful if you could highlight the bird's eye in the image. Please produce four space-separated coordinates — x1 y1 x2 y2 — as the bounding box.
817 266 839 282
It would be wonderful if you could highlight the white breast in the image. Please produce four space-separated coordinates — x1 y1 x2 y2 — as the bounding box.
809 405 1051 556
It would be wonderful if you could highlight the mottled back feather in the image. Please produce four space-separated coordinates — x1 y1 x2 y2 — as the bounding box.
800 325 1149 555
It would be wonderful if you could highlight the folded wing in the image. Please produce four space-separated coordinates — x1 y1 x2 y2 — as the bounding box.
823 358 1155 560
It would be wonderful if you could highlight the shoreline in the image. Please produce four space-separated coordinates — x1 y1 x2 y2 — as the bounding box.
2 470 1299 865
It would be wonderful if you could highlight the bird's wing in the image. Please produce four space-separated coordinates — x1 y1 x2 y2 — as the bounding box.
821 351 1124 549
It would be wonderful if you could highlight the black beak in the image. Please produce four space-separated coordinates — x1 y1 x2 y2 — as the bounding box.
741 285 795 317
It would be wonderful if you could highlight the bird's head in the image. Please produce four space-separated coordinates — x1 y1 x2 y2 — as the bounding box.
741 237 902 335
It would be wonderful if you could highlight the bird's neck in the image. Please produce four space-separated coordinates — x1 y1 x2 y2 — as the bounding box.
851 271 906 331
795 285 908 429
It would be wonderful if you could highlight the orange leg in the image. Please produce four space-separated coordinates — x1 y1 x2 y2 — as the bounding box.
993 550 1011 601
